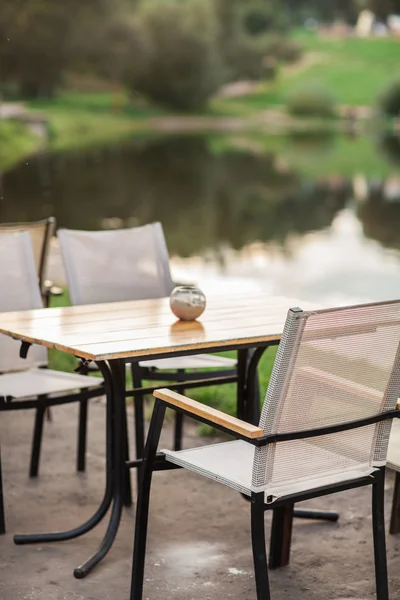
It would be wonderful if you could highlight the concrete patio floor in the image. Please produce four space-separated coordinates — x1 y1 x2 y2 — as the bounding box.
1 399 400 600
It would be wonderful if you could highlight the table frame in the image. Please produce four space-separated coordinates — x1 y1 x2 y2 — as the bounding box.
13 341 276 577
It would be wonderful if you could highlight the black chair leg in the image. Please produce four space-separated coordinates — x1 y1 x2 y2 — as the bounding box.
251 492 271 600
269 503 294 569
121 399 133 507
131 363 145 490
390 471 400 534
134 396 145 491
173 370 186 451
174 408 184 451
130 400 166 600
77 398 88 472
0 443 5 534
29 405 46 478
372 468 389 600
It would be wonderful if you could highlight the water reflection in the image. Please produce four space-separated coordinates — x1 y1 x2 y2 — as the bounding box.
1 135 347 256
1 133 400 305
358 184 400 250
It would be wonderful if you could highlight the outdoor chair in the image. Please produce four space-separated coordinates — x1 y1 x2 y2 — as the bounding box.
0 216 61 307
57 223 237 460
0 231 104 534
130 300 400 600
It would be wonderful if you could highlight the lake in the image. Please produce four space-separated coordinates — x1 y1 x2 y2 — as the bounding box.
1 131 400 307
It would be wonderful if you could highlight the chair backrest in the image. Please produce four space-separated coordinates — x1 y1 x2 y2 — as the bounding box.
0 217 55 294
58 223 175 306
253 301 400 498
0 231 48 372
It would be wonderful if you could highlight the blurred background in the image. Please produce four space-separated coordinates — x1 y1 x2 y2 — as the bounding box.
1 0 400 306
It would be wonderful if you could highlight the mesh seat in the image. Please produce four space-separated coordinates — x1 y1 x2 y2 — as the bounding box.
163 438 377 501
0 231 103 533
87 354 236 372
0 368 101 400
138 354 236 370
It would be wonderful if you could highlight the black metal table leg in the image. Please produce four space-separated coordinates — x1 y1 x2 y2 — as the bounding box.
131 361 145 490
72 360 126 578
293 507 339 521
117 361 132 508
238 344 274 426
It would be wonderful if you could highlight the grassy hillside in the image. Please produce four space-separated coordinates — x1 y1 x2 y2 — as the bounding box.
212 31 400 115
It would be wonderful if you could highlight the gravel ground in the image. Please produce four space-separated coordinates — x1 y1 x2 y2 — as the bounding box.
1 399 400 600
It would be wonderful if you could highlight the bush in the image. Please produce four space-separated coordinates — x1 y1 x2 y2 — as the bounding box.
124 0 224 111
264 35 302 64
286 83 337 118
216 0 288 82
224 35 276 81
378 78 400 118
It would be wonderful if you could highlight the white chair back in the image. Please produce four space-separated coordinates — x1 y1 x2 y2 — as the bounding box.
0 231 47 372
0 217 55 293
253 301 400 499
58 223 175 306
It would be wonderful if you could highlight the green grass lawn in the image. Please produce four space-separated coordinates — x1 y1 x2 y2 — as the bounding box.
0 120 40 171
48 290 277 432
27 92 164 154
212 31 400 115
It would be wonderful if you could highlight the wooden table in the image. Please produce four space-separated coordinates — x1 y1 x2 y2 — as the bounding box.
0 292 318 578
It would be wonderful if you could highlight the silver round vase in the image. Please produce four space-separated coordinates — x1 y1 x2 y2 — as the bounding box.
169 286 206 321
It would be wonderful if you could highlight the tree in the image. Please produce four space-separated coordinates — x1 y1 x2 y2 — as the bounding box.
124 0 224 111
215 0 289 81
0 0 126 98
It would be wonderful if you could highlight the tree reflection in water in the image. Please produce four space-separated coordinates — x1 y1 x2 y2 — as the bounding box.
1 135 352 257
357 133 400 250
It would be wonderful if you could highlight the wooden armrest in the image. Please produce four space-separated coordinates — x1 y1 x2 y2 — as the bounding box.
153 388 264 439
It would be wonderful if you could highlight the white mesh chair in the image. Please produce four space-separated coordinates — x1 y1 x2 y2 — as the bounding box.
130 301 400 600
0 231 104 533
0 217 60 306
58 223 237 456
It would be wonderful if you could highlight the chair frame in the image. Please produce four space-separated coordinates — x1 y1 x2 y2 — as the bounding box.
0 365 104 535
58 223 239 458
130 391 398 600
0 217 57 305
0 230 104 533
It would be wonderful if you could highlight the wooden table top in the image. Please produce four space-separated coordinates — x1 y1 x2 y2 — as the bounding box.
0 293 319 362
